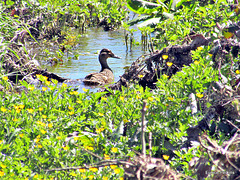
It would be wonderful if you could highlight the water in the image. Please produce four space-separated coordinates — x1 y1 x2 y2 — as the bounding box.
35 28 145 92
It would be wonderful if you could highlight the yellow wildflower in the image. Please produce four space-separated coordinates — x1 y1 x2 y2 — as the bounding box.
38 107 43 111
28 86 35 91
16 109 21 113
38 144 43 148
68 111 74 115
103 176 108 180
110 165 117 169
166 62 173 67
98 112 104 116
42 76 48 81
42 87 48 91
42 115 47 119
119 96 124 101
196 93 204 98
85 146 94 151
89 167 98 172
168 97 174 101
0 164 6 169
148 96 154 101
194 60 200 65
163 155 170 160
111 147 118 153
197 46 203 51
96 128 104 133
136 95 141 99
0 171 4 176
34 138 40 143
162 74 169 78
68 106 74 110
88 175 94 180
208 53 213 57
79 168 86 173
70 172 77 177
36 74 41 79
56 136 61 140
19 134 24 138
74 136 79 141
19 105 25 109
48 123 53 128
33 174 38 178
2 76 8 81
138 74 144 78
13 118 18 122
62 146 69 150
114 168 120 174
236 70 240 74
45 81 51 85
0 107 7 112
76 100 82 104
27 108 34 113
40 130 46 134
104 154 111 160
162 54 168 60
82 88 88 92
101 97 107 101
62 83 67 88
123 119 129 123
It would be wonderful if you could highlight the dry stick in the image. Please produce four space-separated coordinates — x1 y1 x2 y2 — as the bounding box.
141 100 147 158
149 132 152 157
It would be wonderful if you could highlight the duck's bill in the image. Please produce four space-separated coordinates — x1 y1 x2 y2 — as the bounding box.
112 55 121 59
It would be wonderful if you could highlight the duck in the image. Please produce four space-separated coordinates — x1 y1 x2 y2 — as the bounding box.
83 48 120 86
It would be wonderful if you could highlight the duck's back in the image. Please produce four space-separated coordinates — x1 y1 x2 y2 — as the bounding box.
83 69 114 86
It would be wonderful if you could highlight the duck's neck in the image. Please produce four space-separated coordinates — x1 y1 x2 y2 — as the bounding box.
99 57 112 72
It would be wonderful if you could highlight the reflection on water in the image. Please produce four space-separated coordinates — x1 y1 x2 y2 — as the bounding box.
37 28 145 92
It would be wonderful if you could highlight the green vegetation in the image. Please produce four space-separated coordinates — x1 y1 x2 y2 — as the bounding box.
1 0 240 179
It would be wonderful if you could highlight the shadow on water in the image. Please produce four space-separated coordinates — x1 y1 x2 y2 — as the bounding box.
37 28 145 93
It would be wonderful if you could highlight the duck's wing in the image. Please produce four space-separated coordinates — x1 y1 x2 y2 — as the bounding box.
83 70 113 86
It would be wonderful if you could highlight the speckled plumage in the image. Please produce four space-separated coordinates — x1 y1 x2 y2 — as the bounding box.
83 49 120 86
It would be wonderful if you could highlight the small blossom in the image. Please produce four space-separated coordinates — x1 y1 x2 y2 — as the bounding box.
28 86 35 91
168 97 174 101
236 70 240 74
138 74 144 78
79 168 86 173
96 128 104 133
69 172 77 177
82 88 88 92
110 165 117 169
74 136 79 141
0 107 7 112
34 138 40 143
56 136 61 140
196 93 204 98
2 76 8 81
136 95 141 99
33 174 38 178
89 167 98 172
27 108 34 113
42 76 48 81
114 168 121 174
42 115 47 119
163 155 170 160
197 46 203 51
76 100 82 104
166 62 173 67
103 176 108 180
85 146 94 151
148 96 154 101
104 154 111 160
19 134 24 138
123 119 129 123
70 91 79 95
40 130 46 134
101 97 107 101
48 123 53 128
119 96 124 101
19 105 25 109
98 112 104 116
162 54 168 60
38 107 44 111
162 74 169 78
36 74 41 79
13 118 18 122
62 83 67 88
88 175 94 180
194 60 200 65
42 87 48 91
62 146 69 150
208 53 213 57
0 171 4 176
45 81 51 85
0 164 6 169
38 144 43 148
68 111 74 115
111 147 118 153
68 106 74 110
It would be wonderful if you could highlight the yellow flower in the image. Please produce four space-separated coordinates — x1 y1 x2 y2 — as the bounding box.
40 130 46 134
123 119 129 123
33 174 38 178
42 87 48 91
68 106 74 110
2 76 8 81
163 154 170 160
82 88 88 92
38 107 43 111
98 112 104 116
38 144 43 148
56 136 61 140
194 60 200 65
48 123 53 128
88 175 94 180
13 118 18 122
70 172 77 177
85 146 94 151
104 154 111 160
136 95 141 99
120 177 124 180
62 146 69 150
96 128 104 133
148 96 154 101
0 140 2 144
34 138 40 143
62 83 67 88
28 86 35 91
19 134 24 138
42 76 48 81
70 91 79 95
19 105 25 109
68 111 74 115
45 81 51 85
138 74 144 78
76 100 82 104
27 108 34 113
79 168 86 173
208 53 213 57
74 136 79 141
166 62 173 67
196 93 204 98
89 167 98 172
162 74 169 78
1 164 6 169
162 54 168 60
114 168 120 174
111 147 118 153
0 171 4 176
42 115 47 119
101 97 107 101
0 107 7 112
197 46 203 51
103 176 108 180
168 97 174 101
16 109 21 113
236 70 240 74
36 74 41 79
119 96 124 101
110 165 117 169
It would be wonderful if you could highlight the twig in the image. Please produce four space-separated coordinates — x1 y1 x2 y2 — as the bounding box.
73 143 103 160
141 100 147 158
149 132 152 157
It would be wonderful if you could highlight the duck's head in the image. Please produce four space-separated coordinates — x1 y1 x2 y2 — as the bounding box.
99 48 121 60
